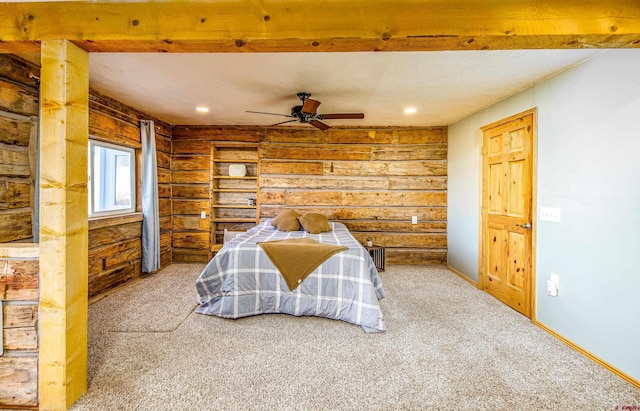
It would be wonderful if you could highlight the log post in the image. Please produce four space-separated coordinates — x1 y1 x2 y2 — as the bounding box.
38 39 89 410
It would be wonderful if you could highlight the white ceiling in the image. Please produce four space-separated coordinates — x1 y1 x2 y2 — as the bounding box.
88 50 603 127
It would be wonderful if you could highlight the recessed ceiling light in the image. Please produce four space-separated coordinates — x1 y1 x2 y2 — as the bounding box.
196 106 209 113
404 107 417 114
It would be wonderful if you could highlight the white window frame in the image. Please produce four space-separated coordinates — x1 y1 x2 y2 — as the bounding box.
88 139 136 217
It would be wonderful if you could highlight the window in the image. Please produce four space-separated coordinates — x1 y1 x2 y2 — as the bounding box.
88 140 135 216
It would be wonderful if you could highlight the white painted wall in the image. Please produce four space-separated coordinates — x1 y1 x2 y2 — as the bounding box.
448 49 640 381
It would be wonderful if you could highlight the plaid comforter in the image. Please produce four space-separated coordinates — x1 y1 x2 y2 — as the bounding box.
195 220 386 333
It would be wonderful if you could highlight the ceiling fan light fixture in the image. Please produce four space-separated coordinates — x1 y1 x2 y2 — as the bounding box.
404 107 417 115
247 92 364 130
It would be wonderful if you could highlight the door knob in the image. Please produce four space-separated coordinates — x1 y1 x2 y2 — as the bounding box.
517 223 532 230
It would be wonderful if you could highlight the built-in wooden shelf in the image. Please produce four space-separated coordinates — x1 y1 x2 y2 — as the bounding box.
212 159 258 163
211 143 260 251
212 218 257 223
212 175 257 180
211 205 257 209
211 189 256 193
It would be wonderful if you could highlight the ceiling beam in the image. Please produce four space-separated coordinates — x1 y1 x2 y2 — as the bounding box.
1 0 639 53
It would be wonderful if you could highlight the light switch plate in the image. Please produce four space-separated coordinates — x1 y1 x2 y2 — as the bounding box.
411 216 418 224
540 207 561 222
200 211 207 219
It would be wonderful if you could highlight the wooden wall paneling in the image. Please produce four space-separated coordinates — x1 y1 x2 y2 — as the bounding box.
88 221 142 249
155 134 172 154
0 59 39 409
89 110 141 148
3 304 38 350
88 238 142 276
156 151 171 169
157 167 171 184
158 183 172 198
0 179 30 209
327 129 394 144
172 126 263 142
281 190 447 207
260 145 371 161
0 55 39 89
0 143 30 177
172 139 210 154
0 79 39 117
89 91 140 126
0 259 39 301
0 206 32 242
264 128 326 144
0 356 38 407
342 221 447 233
87 87 172 299
388 176 448 190
172 199 210 215
260 161 323 175
260 175 388 190
260 205 447 221
371 144 448 160
171 170 210 184
88 263 139 301
171 139 212 263
386 248 448 265
258 128 448 265
0 116 32 146
168 126 447 265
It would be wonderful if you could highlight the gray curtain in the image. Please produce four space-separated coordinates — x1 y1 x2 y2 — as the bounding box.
140 120 160 273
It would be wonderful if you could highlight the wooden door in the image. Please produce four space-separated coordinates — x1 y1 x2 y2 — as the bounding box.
481 109 535 317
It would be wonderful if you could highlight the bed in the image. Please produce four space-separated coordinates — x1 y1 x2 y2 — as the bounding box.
195 219 386 333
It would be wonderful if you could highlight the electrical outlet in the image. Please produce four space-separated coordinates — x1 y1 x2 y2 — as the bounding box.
200 211 207 219
547 273 560 297
411 216 418 224
540 207 562 222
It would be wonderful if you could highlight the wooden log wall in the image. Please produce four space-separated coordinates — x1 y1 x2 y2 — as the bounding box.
171 126 447 265
0 55 38 409
0 244 39 409
0 55 38 243
88 91 172 301
170 129 262 262
1 54 175 408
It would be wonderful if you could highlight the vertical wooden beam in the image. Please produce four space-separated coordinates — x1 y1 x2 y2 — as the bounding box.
38 40 89 410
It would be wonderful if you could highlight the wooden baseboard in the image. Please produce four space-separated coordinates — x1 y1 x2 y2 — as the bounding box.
533 319 640 390
447 265 479 288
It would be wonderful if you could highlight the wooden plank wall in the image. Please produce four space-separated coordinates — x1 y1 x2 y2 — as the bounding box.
0 55 38 243
0 55 38 409
0 245 39 409
170 129 261 262
88 91 172 301
172 126 447 265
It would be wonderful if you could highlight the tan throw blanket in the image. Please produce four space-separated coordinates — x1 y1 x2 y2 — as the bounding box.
258 238 348 290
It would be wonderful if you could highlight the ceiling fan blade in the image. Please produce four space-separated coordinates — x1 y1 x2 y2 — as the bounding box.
320 113 365 120
309 120 331 130
270 119 299 127
246 110 292 118
301 98 321 114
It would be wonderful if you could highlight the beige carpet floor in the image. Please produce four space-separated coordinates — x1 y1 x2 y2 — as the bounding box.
71 264 639 410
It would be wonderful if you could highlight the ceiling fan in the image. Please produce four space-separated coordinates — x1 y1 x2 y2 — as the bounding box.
246 92 364 130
